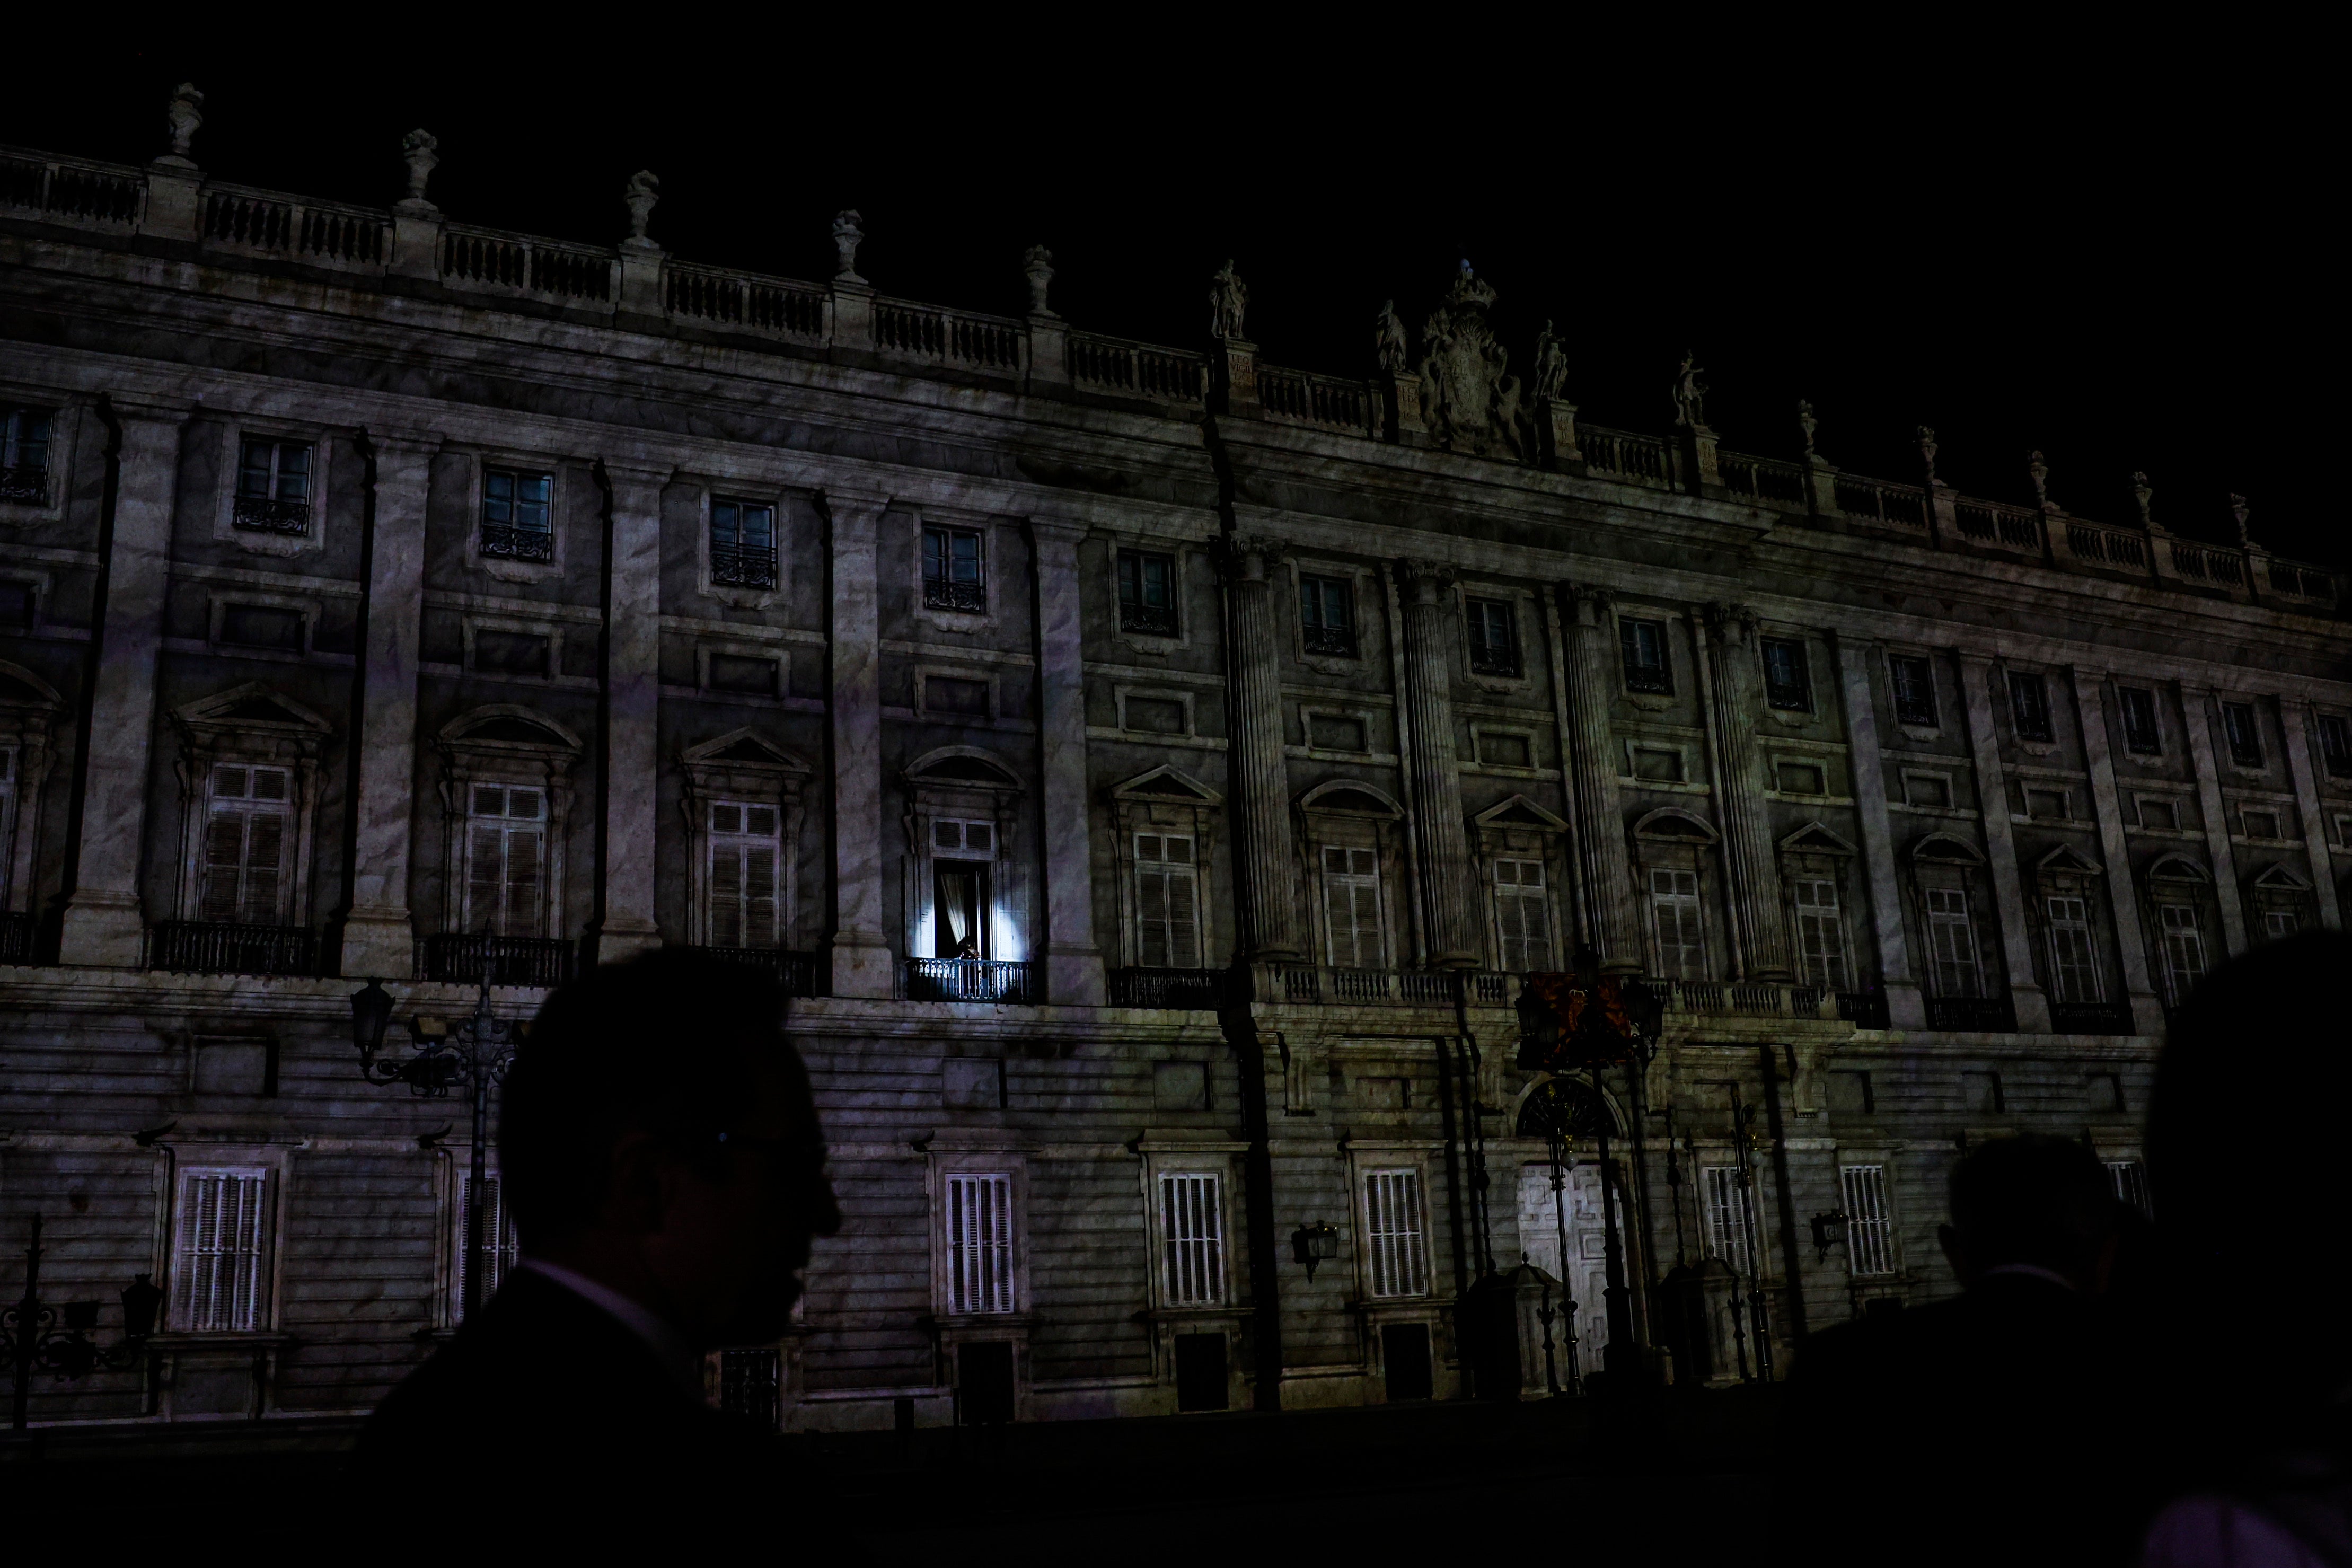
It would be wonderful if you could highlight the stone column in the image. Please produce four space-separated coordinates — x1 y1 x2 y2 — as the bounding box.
1027 521 1105 1003
2180 684 2250 956
1397 561 1477 968
2069 670 2165 1034
335 431 437 980
1955 654 2053 1031
2283 701 2345 932
587 462 665 965
59 407 183 967
1556 585 1640 971
1830 635 1925 1027
827 494 895 996
1221 538 1300 959
1699 606 1793 981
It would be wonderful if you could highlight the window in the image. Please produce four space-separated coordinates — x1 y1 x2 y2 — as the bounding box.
1492 858 1552 973
1118 550 1179 636
2107 1160 2151 1216
2320 715 2352 778
2241 809 2280 840
233 438 313 535
1890 655 1938 728
710 498 778 588
1840 1165 1895 1277
1621 618 1671 694
1793 878 1848 989
706 654 778 696
171 1167 270 1332
1123 696 1187 735
932 819 994 960
2026 789 2068 821
1 406 52 503
923 525 985 612
1308 713 1367 752
1775 761 1826 796
1761 637 1811 711
944 1173 1016 1314
1321 844 1386 968
454 1171 519 1321
1159 1173 1225 1306
1466 597 1520 677
1134 833 1201 968
2156 903 2206 1006
480 468 553 562
464 784 547 938
2222 702 2263 768
2043 895 2101 1003
1906 773 1951 809
2138 798 2178 831
1632 747 1683 783
200 764 292 926
1925 886 1983 998
1649 868 1705 980
1363 1169 1429 1298
2006 671 2054 743
1703 1166 1756 1279
708 801 780 949
2119 688 2162 755
2262 908 2301 942
218 603 304 652
1299 574 1355 657
1476 731 1531 768
923 675 990 718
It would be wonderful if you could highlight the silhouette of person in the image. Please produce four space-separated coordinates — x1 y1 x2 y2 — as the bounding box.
356 950 842 1545
1776 1134 2153 1566
2138 930 2352 1566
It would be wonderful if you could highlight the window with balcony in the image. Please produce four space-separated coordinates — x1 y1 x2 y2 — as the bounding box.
1466 597 1520 677
1321 844 1386 968
1890 654 1938 728
1 406 52 504
1793 877 1848 989
2119 687 2162 755
1620 618 1671 694
932 818 994 960
199 764 292 926
1492 858 1552 973
465 784 548 938
1159 1173 1226 1306
2006 671 2055 743
2043 895 2101 1004
923 524 985 612
170 1166 272 1333
710 497 778 588
1134 833 1201 968
1649 867 1705 979
481 468 553 561
1761 637 1812 711
234 438 313 535
1299 574 1356 657
2319 714 2352 778
1117 549 1179 636
944 1173 1016 1315
1925 885 1984 998
708 801 781 949
1363 1169 1430 1298
2156 901 2207 1006
2222 701 2263 768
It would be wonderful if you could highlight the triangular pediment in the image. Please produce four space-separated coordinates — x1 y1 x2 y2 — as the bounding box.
2253 862 2312 891
178 681 332 734
683 727 808 772
1112 764 1221 805
1475 794 1568 832
1780 821 1856 856
2036 843 2104 875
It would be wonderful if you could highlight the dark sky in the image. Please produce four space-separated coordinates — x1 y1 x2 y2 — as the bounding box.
6 31 2337 566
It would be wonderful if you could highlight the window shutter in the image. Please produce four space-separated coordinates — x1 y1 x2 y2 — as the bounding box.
242 808 286 923
503 824 543 938
744 843 777 948
1138 865 1170 968
456 1173 519 1317
468 822 505 933
710 838 743 947
946 1174 1016 1315
174 1169 269 1332
201 811 248 921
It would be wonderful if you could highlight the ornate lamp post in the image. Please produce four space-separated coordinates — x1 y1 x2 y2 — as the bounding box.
4 1214 163 1429
349 978 516 1322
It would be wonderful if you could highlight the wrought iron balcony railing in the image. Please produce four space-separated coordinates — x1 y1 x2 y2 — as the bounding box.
1107 967 1225 1009
923 578 985 613
906 958 1037 1003
1117 601 1181 637
422 933 575 988
711 544 778 588
0 464 49 505
1924 994 2018 1033
1624 664 1673 694
1249 965 1510 1008
1301 625 1356 658
148 920 316 977
231 495 311 534
685 945 822 996
479 523 553 562
1836 989 1892 1029
2050 1000 2136 1036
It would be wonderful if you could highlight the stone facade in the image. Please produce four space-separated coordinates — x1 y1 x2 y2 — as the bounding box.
2 106 2346 1429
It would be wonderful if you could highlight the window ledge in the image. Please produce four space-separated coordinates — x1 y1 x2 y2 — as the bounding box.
147 1331 293 1351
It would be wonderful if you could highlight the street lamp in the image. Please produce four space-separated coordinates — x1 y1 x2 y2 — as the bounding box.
350 978 517 1323
1290 1222 1340 1280
4 1214 162 1429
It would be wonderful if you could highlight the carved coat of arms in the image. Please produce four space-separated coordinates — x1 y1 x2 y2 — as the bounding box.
1417 267 1531 461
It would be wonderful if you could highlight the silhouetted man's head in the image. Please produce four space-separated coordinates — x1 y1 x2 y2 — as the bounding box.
1939 1134 2119 1291
500 950 840 1350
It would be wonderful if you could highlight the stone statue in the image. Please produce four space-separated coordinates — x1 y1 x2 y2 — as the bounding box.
832 210 866 281
1530 320 1567 404
2133 471 2154 527
2028 450 2050 507
2230 493 2252 548
1917 426 1939 483
1374 299 1408 375
1671 351 1708 429
621 171 660 246
1798 399 1817 456
162 82 204 166
399 130 440 210
1023 245 1056 317
1416 267 1530 461
1209 260 1248 341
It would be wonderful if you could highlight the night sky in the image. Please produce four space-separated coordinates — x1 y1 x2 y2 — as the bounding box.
5 33 2332 568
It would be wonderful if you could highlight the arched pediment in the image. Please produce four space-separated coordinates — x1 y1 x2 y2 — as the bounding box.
1475 794 1569 832
1910 831 1985 865
2147 851 2210 883
905 745 1023 790
0 659 63 710
1298 779 1403 817
2253 862 2313 891
1780 821 1857 856
681 728 810 773
1633 806 1717 843
2036 843 2104 876
1111 764 1222 805
178 681 333 734
440 704 582 754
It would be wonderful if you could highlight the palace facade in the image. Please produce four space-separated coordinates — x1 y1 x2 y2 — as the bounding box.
2 90 2345 1430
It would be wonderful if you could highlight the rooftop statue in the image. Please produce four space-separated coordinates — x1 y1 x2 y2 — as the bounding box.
1530 320 1567 404
1374 299 1408 376
1209 260 1248 341
1417 265 1528 461
1671 351 1708 429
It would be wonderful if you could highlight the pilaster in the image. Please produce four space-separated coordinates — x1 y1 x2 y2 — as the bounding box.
1214 339 1260 416
2180 684 2250 956
827 494 895 996
1027 520 1105 1003
1698 606 1792 981
2282 701 2344 932
1540 400 1582 469
1556 585 1640 972
2069 670 2165 1034
829 281 875 353
1221 537 1300 959
587 462 665 965
1955 653 2052 1031
1830 635 1924 1027
140 163 202 242
59 408 183 966
1397 561 1477 968
1025 315 1069 390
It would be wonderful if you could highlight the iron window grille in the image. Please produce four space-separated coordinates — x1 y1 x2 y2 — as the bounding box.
1839 1165 1896 1277
923 525 985 612
710 497 778 588
2320 715 2352 778
0 406 51 505
1159 1173 1226 1306
945 1173 1017 1314
1620 618 1672 693
2222 702 2264 768
233 438 313 534
2119 687 2163 755
1890 655 1938 727
1466 597 1520 676
1117 549 1179 636
1299 574 1355 657
1363 1169 1429 1298
2006 670 2055 743
481 468 554 561
1761 637 1812 711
